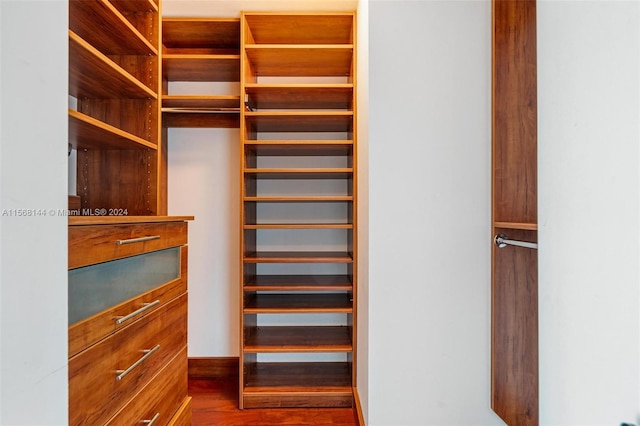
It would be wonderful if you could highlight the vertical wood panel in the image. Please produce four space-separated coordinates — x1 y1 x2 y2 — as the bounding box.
492 1 538 425
493 0 537 225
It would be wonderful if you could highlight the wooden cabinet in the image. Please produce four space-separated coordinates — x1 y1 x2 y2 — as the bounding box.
491 0 538 425
69 0 165 215
68 217 192 425
162 18 241 128
239 12 357 409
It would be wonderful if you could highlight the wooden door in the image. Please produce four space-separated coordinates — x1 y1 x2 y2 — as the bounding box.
491 0 538 425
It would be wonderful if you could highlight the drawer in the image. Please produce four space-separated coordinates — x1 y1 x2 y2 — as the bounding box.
69 221 188 269
68 246 188 357
106 347 188 426
69 294 187 426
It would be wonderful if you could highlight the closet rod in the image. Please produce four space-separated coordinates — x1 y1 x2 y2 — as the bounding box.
494 234 538 250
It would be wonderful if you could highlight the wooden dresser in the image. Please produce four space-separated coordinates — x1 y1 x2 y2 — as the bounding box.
68 216 193 425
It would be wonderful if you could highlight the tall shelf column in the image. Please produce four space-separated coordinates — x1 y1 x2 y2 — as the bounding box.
239 12 357 409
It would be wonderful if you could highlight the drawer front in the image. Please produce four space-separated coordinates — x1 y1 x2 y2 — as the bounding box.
68 246 188 357
69 294 187 426
69 221 188 269
106 347 188 426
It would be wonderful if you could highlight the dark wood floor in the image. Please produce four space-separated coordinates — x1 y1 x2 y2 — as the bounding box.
189 377 358 426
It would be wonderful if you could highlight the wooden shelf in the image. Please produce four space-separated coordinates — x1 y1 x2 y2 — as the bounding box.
245 46 353 77
242 361 352 408
110 0 158 14
244 362 351 392
69 110 156 150
244 168 352 180
244 251 353 264
245 141 352 157
163 18 240 52
69 0 157 55
244 14 353 45
244 275 352 291
494 221 537 231
244 326 351 353
163 112 240 128
244 196 353 202
244 223 352 229
69 31 157 99
245 84 353 110
163 95 240 110
245 112 353 133
163 54 240 82
244 294 352 313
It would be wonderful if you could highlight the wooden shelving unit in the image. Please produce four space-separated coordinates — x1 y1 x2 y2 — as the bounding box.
491 0 538 424
162 18 241 128
240 12 357 409
68 0 163 215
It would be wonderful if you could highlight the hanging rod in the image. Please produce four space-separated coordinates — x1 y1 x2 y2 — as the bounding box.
494 233 538 250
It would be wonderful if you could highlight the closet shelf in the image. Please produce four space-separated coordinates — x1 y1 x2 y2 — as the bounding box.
493 221 537 231
69 110 157 150
243 362 352 392
245 112 353 133
163 54 240 81
244 326 352 353
244 142 352 157
163 95 240 110
244 14 353 45
69 31 157 99
244 274 353 291
244 196 353 202
245 84 353 110
163 18 240 52
245 46 353 77
243 251 353 263
244 223 353 229
110 0 158 14
244 294 353 313
244 168 353 180
69 0 157 54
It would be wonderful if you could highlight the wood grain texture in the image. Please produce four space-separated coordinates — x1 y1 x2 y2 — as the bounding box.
245 46 353 77
189 357 240 379
492 1 538 424
69 0 156 55
189 377 356 425
244 294 353 313
69 294 187 426
68 221 187 268
492 0 537 225
244 14 353 45
163 18 240 50
106 348 188 426
244 326 352 352
245 84 353 110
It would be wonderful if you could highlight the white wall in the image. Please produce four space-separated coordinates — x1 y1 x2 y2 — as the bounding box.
537 2 640 425
356 0 370 421
368 1 500 425
0 0 69 424
168 127 241 356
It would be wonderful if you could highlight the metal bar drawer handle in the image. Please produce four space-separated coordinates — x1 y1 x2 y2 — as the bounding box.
115 300 160 325
116 235 161 245
115 344 160 381
142 413 160 425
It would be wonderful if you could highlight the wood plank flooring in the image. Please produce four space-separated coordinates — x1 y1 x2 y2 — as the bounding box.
189 377 358 426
